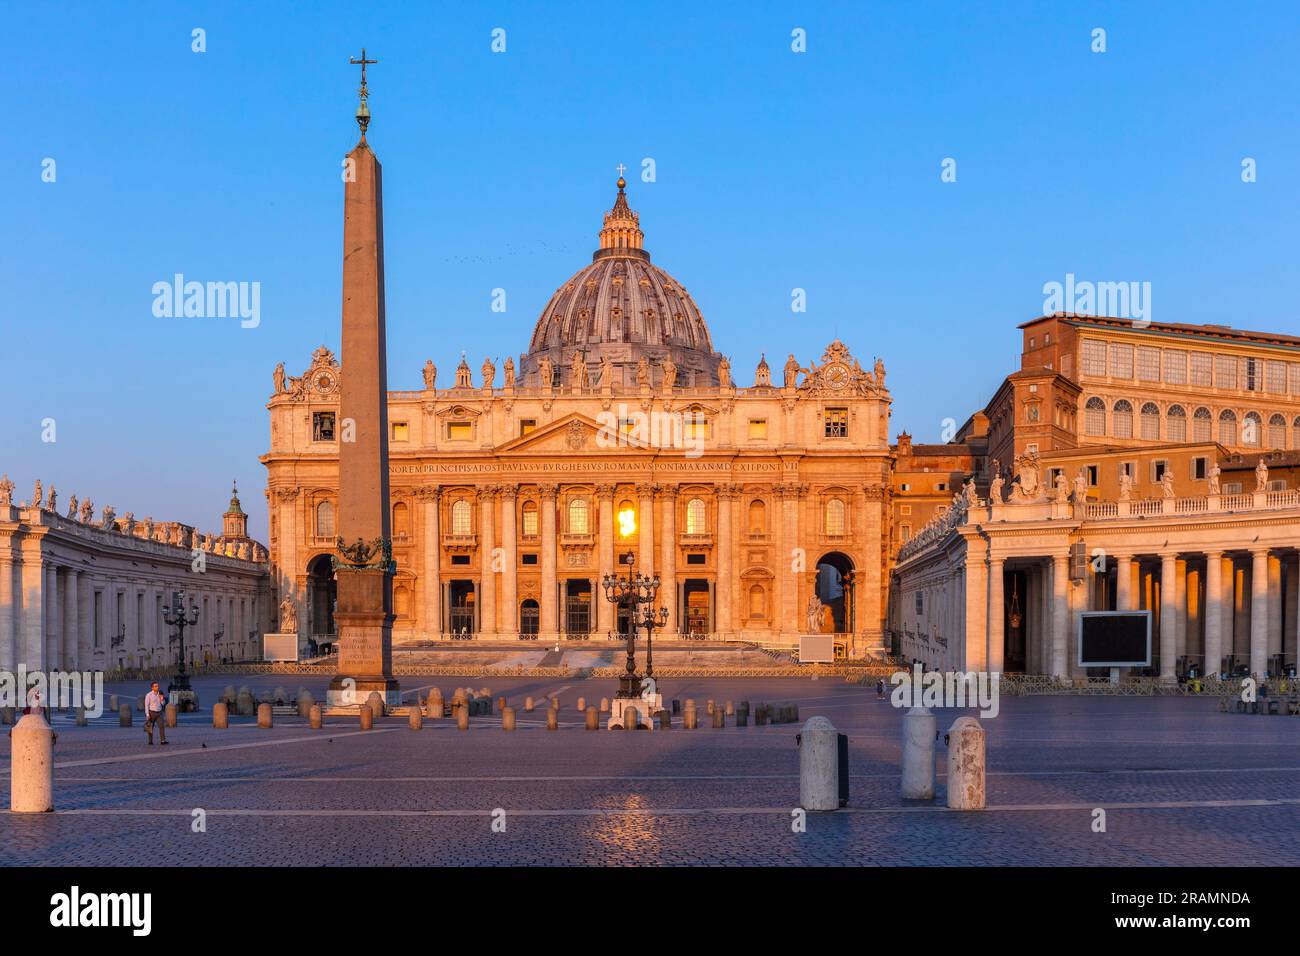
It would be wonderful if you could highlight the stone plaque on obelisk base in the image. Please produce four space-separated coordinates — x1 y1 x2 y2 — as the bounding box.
328 52 400 707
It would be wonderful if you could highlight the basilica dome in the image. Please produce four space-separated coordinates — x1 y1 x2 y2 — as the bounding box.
521 176 722 388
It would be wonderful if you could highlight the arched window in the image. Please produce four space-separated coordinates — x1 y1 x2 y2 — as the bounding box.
685 497 707 535
1294 416 1300 451
1218 409 1237 446
748 499 766 534
748 584 766 619
521 500 538 537
1242 411 1262 447
451 499 472 535
519 599 539 636
1113 400 1134 439
392 501 410 539
1193 406 1212 442
824 497 847 535
1140 402 1160 440
1269 414 1287 449
316 500 335 538
568 498 590 534
1084 397 1106 436
393 585 411 619
1166 405 1187 443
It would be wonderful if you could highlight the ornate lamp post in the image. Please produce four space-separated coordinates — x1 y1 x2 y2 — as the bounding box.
162 590 200 696
601 502 670 703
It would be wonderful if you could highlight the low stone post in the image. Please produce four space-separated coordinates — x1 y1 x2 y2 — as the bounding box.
366 691 385 719
712 706 724 729
136 695 145 713
108 695 119 712
623 705 640 730
725 700 734 716
658 710 671 729
164 703 178 728
75 707 87 727
754 705 768 726
297 691 313 718
257 702 273 729
549 696 560 712
309 704 322 729
497 696 507 713
502 706 516 731
901 707 936 800
212 702 229 729
427 689 444 718
798 716 839 811
599 697 609 713
524 696 535 712
409 706 423 731
456 705 469 731
359 706 373 730
119 703 132 727
576 696 586 712
10 713 54 813
236 690 255 716
585 706 599 730
946 717 986 810
546 708 558 731
683 699 697 729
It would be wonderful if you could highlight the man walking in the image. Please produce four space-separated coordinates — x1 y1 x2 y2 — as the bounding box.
144 681 168 746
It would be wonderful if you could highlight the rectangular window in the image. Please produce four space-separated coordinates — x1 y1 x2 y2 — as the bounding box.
900 524 911 542
1224 482 1243 494
1152 459 1168 482
1108 344 1133 379
1026 443 1039 455
900 483 911 492
899 505 912 516
447 421 472 441
521 509 538 537
686 553 706 565
914 592 923 614
1136 347 1160 382
1268 479 1287 491
1266 361 1286 394
748 419 768 440
312 412 336 442
1163 349 1187 384
1290 363 1300 395
1189 352 1212 387
1192 456 1207 480
1086 464 1099 486
1081 339 1106 376
824 408 848 438
935 482 947 492
94 592 102 648
684 417 708 441
390 421 409 442
451 554 470 566
521 553 538 565
519 419 537 436
1214 354 1236 389
1244 357 1261 391
1120 461 1135 478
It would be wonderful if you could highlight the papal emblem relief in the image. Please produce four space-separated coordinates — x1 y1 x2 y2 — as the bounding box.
566 420 587 450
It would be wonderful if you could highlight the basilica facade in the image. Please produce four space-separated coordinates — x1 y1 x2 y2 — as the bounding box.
264 178 893 657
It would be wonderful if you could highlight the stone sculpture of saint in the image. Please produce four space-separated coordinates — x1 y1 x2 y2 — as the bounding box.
273 362 286 394
481 357 495 389
101 505 117 529
1118 472 1133 502
1054 472 1069 503
33 480 42 509
874 358 886 387
783 355 800 388
989 472 1004 505
46 486 57 513
538 355 553 387
1072 470 1088 505
279 596 298 634
80 499 93 523
570 351 587 388
422 360 437 390
636 356 650 387
67 494 78 519
719 356 732 388
1161 470 1176 498
503 356 515 388
806 595 825 634
662 356 678 390
1207 463 1221 495
1255 460 1269 492
0 474 13 506
599 354 614 389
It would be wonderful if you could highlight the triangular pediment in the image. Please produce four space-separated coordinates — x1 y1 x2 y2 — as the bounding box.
497 412 653 455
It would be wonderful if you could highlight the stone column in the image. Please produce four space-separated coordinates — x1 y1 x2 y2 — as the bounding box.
1115 554 1133 610
62 570 79 672
1051 553 1069 679
636 483 654 576
540 484 558 638
1159 553 1177 682
1266 554 1283 658
420 486 441 638
1174 558 1188 660
499 485 517 638
44 563 60 671
0 554 13 672
987 555 1004 674
1204 552 1223 677
1250 549 1269 678
1287 557 1300 676
596 485 615 636
963 557 987 673
657 486 677 635
780 483 802 638
478 486 497 638
716 485 735 638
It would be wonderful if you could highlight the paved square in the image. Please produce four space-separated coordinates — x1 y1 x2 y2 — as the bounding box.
2 676 1296 865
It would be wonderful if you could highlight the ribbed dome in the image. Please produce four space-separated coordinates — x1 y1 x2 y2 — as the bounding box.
521 176 721 389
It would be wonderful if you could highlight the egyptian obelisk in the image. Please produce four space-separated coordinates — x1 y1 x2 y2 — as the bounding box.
328 49 400 707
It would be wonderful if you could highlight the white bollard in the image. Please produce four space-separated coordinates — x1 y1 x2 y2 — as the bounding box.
11 713 54 812
946 716 986 810
901 707 936 800
798 716 839 811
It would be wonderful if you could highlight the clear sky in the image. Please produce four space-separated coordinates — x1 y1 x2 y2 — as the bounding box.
4 1 1298 542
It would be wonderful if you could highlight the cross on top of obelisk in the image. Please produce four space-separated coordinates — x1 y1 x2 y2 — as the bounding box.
350 48 379 140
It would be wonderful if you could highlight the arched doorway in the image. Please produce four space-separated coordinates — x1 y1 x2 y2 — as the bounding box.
519 599 540 639
306 554 336 648
815 552 854 633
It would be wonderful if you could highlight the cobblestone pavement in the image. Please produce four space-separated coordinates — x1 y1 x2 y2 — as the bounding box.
1 676 1296 865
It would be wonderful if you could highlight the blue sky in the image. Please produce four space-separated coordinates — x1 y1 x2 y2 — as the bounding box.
3 1 1298 542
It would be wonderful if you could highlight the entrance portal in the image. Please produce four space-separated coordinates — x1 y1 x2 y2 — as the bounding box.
306 554 336 651
564 580 592 638
814 552 854 633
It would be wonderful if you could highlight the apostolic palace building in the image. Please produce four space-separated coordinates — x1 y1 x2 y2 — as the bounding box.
263 177 894 657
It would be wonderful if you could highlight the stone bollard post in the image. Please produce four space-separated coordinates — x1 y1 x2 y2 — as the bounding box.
119 703 132 727
725 700 734 717
599 697 610 714
497 696 507 714
10 713 54 813
165 703 178 728
546 708 558 731
409 706 423 731
109 695 119 713
309 704 323 729
366 692 385 720
524 696 535 712
136 696 145 713
736 708 748 728
798 716 840 812
456 706 469 731
946 717 986 810
576 696 586 713
549 696 560 712
75 706 87 727
585 706 599 730
360 706 373 730
712 706 724 729
257 702 273 729
502 706 516 731
658 710 671 730
1 705 15 725
427 689 444 718
623 705 640 730
213 702 229 729
297 691 313 718
901 707 937 800
683 699 697 729
236 691 255 716
706 699 715 716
